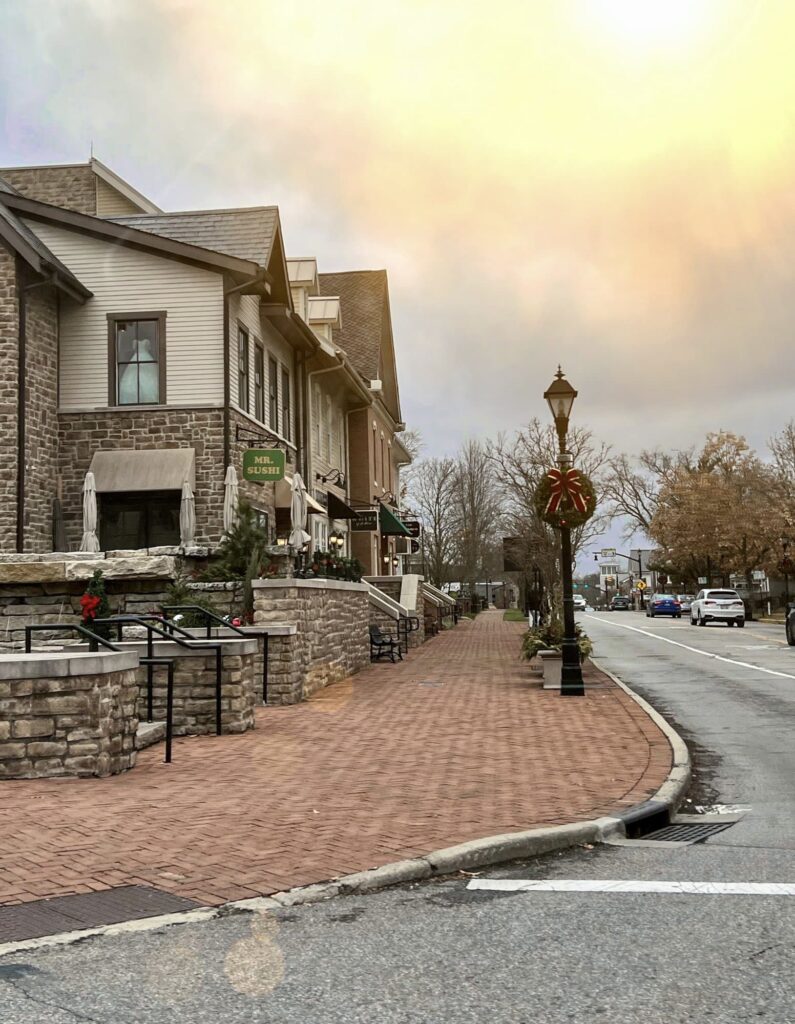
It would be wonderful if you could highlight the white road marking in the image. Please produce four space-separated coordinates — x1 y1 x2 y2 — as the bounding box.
588 616 795 681
467 879 795 895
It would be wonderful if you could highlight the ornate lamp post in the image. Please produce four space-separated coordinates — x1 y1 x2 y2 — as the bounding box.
543 368 585 696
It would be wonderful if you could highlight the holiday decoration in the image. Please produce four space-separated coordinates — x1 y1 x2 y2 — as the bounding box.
534 467 596 529
80 569 111 637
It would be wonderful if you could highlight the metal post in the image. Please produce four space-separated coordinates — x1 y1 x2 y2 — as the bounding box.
165 662 174 764
146 625 154 723
262 632 269 703
215 648 223 735
559 524 584 696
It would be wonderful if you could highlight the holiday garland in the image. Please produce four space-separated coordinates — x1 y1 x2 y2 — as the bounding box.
534 467 596 529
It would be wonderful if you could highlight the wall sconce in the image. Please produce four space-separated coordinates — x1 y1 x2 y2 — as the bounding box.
317 468 346 488
392 557 399 568
329 532 345 549
276 536 287 547
382 554 390 565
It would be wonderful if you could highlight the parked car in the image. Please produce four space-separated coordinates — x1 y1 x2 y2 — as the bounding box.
610 595 630 611
573 594 587 611
786 605 795 645
690 589 745 627
677 595 695 614
646 594 682 618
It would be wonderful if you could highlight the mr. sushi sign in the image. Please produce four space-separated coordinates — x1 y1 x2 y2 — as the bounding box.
242 449 285 483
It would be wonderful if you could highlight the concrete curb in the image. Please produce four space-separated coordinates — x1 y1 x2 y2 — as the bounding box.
0 661 691 958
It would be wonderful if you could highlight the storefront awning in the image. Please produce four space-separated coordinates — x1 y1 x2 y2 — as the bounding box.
379 502 411 537
274 475 326 515
89 448 195 493
327 492 359 520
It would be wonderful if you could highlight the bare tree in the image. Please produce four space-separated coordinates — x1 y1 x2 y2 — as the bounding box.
404 456 458 586
451 439 504 594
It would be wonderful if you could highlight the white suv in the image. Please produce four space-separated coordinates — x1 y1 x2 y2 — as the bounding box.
573 594 587 611
690 589 745 628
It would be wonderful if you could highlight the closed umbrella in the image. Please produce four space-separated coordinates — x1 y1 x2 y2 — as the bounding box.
289 472 311 550
179 479 195 548
223 465 239 534
79 471 100 552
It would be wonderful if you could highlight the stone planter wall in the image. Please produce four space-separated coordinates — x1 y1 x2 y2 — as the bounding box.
106 638 259 735
0 650 140 778
366 575 425 648
253 579 369 703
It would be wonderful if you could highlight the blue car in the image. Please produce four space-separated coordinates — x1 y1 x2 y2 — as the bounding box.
646 593 682 618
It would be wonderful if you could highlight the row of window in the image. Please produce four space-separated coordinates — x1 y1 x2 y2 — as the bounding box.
373 422 393 493
238 325 292 440
311 384 345 469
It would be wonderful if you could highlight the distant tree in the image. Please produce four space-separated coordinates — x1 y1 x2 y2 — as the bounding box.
404 456 458 587
452 439 505 595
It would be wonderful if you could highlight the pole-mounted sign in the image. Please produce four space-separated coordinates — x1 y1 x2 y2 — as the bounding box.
242 449 285 483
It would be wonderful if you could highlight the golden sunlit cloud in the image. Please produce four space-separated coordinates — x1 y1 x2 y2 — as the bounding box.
581 0 721 52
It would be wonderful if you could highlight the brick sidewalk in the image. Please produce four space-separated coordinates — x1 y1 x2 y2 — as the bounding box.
0 611 670 908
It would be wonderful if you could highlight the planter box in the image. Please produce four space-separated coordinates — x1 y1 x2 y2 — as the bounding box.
538 649 562 690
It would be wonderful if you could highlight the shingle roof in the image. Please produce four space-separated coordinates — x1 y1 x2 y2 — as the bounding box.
109 207 279 267
318 270 388 380
0 175 20 195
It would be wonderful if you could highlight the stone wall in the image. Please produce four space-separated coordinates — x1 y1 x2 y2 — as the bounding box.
253 579 369 703
131 639 258 735
0 650 139 778
0 165 97 215
57 407 226 549
22 284 59 552
0 246 19 553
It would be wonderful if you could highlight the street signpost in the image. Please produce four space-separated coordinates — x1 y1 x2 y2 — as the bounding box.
698 577 708 585
636 580 647 591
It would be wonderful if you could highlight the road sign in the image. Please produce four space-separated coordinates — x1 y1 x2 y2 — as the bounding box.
600 548 616 559
636 580 647 591
698 577 708 585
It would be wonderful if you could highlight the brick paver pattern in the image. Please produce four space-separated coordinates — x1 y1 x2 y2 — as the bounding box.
1 611 671 907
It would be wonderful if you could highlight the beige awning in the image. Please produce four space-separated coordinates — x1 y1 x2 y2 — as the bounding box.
89 448 196 493
274 475 326 514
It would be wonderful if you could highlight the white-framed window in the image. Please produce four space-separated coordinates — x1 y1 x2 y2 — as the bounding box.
312 384 321 455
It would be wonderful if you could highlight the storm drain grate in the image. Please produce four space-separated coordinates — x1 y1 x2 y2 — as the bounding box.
642 821 736 843
0 885 202 944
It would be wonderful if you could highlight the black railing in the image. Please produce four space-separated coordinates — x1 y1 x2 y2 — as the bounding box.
93 615 224 736
24 622 176 764
396 615 421 655
159 605 271 704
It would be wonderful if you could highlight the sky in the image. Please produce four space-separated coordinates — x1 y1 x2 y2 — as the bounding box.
2 0 795 559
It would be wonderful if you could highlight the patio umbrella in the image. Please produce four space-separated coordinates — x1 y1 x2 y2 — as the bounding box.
289 472 311 550
222 465 239 534
79 471 100 552
179 479 196 548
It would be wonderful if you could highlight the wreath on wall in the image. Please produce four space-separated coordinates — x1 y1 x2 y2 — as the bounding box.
534 467 596 529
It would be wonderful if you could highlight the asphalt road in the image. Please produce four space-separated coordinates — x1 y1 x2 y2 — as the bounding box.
1 612 793 1024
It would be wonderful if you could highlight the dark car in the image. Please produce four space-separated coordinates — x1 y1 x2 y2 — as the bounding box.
786 605 795 646
646 593 682 618
610 595 630 611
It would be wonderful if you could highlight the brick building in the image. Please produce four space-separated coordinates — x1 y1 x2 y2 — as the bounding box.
0 159 411 565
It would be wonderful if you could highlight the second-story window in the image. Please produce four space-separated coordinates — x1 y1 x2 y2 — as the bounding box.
110 314 166 406
268 355 278 431
254 344 265 422
238 326 249 412
281 367 291 441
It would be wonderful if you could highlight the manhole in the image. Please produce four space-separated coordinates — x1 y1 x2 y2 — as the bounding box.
0 885 202 943
642 821 735 843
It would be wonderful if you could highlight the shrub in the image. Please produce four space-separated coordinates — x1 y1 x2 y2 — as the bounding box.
80 569 111 640
201 502 270 582
303 550 364 582
161 572 221 629
521 620 593 662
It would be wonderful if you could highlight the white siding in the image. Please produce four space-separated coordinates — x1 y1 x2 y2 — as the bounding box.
95 178 146 217
29 221 224 409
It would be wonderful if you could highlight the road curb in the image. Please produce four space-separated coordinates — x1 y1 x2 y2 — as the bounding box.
0 661 690 959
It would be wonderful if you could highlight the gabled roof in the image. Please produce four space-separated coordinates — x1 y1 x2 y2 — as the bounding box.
0 158 161 215
110 207 279 267
318 269 402 423
287 257 318 288
0 175 92 301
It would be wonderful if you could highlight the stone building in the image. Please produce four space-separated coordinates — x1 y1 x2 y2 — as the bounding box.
0 159 412 559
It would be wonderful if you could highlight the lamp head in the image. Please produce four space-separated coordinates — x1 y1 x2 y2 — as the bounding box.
544 367 577 449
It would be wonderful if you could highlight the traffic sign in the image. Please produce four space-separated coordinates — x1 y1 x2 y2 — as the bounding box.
600 548 616 559
636 580 647 591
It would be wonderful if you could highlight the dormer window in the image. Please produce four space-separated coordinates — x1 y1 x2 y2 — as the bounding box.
108 312 166 406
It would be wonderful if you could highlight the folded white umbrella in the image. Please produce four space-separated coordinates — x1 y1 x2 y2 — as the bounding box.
79 471 101 552
179 479 196 547
223 465 239 534
289 472 311 549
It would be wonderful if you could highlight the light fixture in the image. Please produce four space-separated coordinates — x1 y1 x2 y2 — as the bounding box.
383 554 390 565
276 537 287 547
543 367 577 451
392 557 399 568
318 468 346 488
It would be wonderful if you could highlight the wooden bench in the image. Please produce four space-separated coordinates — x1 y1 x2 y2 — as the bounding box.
369 625 403 663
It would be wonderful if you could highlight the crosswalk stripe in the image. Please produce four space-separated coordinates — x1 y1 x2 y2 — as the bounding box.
467 879 795 895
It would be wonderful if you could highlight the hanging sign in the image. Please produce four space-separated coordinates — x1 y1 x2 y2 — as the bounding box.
402 520 421 538
351 508 378 532
242 449 285 483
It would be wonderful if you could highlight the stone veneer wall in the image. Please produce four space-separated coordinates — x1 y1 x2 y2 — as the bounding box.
366 577 425 648
253 579 369 704
0 246 19 553
131 642 258 735
0 165 97 215
0 650 139 779
57 407 226 550
22 284 59 552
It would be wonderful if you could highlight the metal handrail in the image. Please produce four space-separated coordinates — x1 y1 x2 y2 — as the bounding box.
93 615 225 736
24 622 121 653
160 605 271 704
396 615 421 654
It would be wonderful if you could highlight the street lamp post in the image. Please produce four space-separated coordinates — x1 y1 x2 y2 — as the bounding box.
544 368 585 697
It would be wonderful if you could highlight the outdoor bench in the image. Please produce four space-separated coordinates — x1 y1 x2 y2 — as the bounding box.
369 624 403 663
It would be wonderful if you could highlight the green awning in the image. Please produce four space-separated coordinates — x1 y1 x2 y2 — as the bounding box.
379 502 411 537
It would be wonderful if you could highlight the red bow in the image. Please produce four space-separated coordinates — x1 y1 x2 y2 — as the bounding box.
545 468 589 515
80 594 101 621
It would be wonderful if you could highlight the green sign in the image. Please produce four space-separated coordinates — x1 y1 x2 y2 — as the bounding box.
242 449 285 484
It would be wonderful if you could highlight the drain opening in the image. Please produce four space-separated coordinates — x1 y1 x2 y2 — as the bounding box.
641 821 735 843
